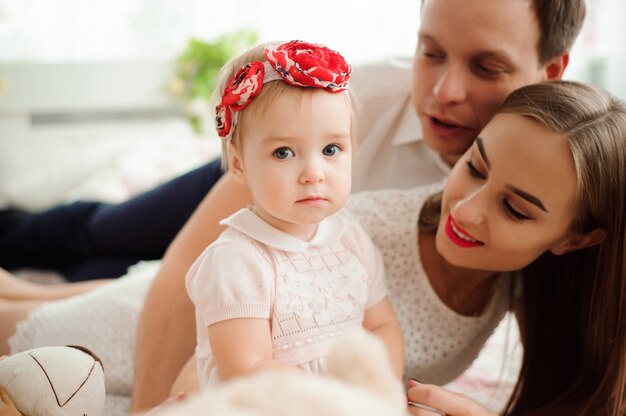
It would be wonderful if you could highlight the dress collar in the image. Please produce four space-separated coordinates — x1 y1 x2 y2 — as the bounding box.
220 208 347 253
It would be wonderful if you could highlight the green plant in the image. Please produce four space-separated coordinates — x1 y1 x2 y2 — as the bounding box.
168 30 258 134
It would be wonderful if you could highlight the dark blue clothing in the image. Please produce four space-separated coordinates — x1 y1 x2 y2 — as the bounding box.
0 158 223 281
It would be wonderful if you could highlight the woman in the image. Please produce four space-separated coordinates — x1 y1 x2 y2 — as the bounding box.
2 80 625 415
404 81 626 414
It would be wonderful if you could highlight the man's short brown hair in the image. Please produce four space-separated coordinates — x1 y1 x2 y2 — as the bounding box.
533 0 586 63
420 0 586 64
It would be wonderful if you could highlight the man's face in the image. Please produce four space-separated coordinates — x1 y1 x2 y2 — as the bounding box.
413 0 562 166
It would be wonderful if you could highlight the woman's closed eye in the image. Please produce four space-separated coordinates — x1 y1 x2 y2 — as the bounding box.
273 147 295 160
503 198 531 221
466 160 486 180
466 159 532 221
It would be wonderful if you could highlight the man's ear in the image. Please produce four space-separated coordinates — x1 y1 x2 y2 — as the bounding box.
228 143 247 185
544 53 569 80
550 227 607 256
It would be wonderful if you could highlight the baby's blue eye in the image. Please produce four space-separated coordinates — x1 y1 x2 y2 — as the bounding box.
273 147 295 159
323 144 341 156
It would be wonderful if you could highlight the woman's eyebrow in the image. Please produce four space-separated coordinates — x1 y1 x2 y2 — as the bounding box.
505 185 548 212
476 136 548 212
475 137 490 168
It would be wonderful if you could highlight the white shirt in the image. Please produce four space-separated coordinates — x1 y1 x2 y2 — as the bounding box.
350 58 451 192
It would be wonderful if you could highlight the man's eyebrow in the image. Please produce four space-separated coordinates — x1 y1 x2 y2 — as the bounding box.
475 50 515 68
418 32 515 67
417 32 439 45
505 185 548 213
475 137 490 168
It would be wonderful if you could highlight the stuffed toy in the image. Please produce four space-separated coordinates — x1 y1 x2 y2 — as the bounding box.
152 331 409 416
0 345 105 416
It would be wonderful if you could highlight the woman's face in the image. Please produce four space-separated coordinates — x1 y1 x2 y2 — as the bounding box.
436 113 579 272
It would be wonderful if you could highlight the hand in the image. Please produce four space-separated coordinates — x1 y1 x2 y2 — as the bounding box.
406 380 498 416
0 387 23 416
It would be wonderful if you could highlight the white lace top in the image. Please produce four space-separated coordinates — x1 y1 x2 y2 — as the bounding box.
186 208 387 388
345 183 512 384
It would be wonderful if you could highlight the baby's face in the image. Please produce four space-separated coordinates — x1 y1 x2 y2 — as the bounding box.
233 88 353 240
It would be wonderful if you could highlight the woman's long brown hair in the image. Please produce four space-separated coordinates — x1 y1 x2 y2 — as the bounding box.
419 81 626 414
498 82 626 415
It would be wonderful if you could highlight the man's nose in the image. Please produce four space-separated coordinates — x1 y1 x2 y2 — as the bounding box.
433 65 468 104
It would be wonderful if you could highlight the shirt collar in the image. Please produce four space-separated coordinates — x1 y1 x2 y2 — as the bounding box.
391 97 453 174
391 96 423 146
220 208 347 252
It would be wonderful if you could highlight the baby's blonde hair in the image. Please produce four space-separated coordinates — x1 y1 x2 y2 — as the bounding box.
210 42 357 170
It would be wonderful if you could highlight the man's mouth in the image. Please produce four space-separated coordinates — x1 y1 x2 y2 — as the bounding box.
425 114 473 138
431 116 460 128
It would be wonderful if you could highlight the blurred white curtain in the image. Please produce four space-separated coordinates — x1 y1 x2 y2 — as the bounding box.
567 0 625 98
0 0 623 97
0 0 420 64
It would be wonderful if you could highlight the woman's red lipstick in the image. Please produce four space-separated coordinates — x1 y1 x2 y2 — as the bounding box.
445 215 484 248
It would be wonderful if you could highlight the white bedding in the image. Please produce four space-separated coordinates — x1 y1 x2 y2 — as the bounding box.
0 117 219 211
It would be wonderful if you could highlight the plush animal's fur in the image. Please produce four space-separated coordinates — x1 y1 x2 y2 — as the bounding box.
154 331 408 416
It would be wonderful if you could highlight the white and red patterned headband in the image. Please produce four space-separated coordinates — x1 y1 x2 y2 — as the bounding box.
215 40 352 142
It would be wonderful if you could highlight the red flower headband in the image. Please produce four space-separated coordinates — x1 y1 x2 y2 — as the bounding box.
215 40 352 141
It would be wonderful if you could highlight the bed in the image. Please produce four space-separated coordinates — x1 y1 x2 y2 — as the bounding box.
0 61 521 415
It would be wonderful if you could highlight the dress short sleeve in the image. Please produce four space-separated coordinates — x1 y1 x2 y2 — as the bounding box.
347 221 387 308
186 232 275 329
366 239 387 308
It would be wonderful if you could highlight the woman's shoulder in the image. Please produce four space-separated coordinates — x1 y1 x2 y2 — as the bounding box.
345 183 444 229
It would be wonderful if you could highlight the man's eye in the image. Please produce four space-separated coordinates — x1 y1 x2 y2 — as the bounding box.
466 160 486 180
473 62 503 77
323 144 341 156
422 50 444 60
273 147 295 159
418 43 444 61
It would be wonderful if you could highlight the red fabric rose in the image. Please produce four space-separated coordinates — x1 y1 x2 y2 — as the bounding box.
215 61 264 139
221 61 265 110
215 41 352 140
214 104 232 138
265 40 351 92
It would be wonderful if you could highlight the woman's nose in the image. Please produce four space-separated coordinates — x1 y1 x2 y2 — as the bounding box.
451 192 485 226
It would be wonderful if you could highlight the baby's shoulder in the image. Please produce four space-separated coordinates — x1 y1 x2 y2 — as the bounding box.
205 227 273 261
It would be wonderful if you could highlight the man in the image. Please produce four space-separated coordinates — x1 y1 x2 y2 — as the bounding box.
131 0 585 410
